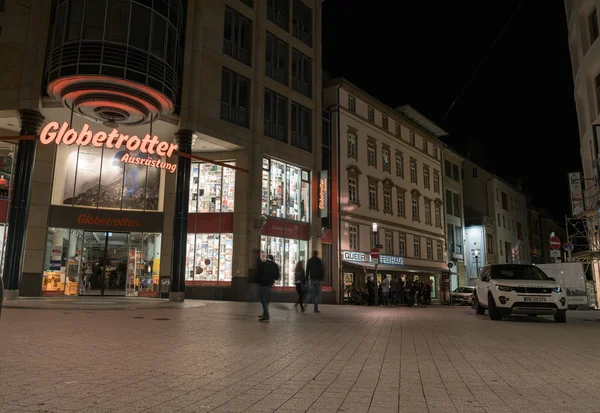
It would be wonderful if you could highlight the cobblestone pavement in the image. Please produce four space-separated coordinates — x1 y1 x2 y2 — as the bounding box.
3 301 600 413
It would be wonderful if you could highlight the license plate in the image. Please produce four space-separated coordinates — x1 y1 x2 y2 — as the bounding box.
524 297 546 302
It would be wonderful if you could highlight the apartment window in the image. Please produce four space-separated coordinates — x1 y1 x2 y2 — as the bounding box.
349 224 358 250
291 102 311 151
501 192 508 210
595 73 600 113
517 222 523 240
396 154 404 178
413 236 421 258
499 239 503 256
348 95 356 113
486 233 494 254
452 164 460 181
292 48 312 98
267 0 289 31
590 8 599 45
264 89 287 142
220 68 250 127
399 234 406 256
533 219 539 235
368 107 375 123
433 146 438 159
224 7 252 66
425 202 431 225
395 122 400 137
382 114 388 130
423 167 430 189
367 143 377 166
347 133 357 159
426 239 433 260
497 213 501 226
383 189 392 213
472 167 478 177
382 148 390 172
385 231 393 254
369 184 377 210
445 190 453 215
502 215 506 228
507 219 511 231
410 159 417 183
496 188 499 201
397 192 405 216
348 178 357 204
423 140 428 154
444 160 451 178
241 0 253 7
436 241 443 261
455 226 462 254
447 224 455 254
433 170 440 193
409 131 415 145
434 204 441 227
452 192 460 217
411 196 419 221
292 0 312 46
265 32 288 85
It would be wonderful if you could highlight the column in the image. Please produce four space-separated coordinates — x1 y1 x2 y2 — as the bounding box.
169 129 194 302
2 109 44 299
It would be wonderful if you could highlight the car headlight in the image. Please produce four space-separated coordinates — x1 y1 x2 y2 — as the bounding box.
496 285 513 292
554 286 562 293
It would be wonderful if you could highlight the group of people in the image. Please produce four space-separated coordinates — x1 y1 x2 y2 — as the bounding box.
359 275 432 307
250 249 324 322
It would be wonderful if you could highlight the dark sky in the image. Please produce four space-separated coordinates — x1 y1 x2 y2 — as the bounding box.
322 0 580 221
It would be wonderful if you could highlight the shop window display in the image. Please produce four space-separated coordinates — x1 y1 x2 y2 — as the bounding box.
260 235 308 287
261 157 310 222
188 162 236 213
186 233 234 283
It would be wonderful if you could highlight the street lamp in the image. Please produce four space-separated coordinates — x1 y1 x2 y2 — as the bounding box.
473 249 481 277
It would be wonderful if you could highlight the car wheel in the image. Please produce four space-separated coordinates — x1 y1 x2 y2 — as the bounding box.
554 311 567 323
488 295 502 321
473 294 486 315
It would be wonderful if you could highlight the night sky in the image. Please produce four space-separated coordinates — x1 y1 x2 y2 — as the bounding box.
322 0 580 222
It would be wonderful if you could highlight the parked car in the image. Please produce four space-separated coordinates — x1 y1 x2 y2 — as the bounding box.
472 264 567 323
451 286 474 305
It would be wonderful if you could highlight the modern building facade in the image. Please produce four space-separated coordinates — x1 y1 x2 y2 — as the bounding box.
0 0 325 301
324 79 448 303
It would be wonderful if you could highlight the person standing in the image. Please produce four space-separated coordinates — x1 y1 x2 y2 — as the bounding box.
390 275 400 306
381 274 390 306
294 261 306 312
258 255 280 322
305 251 324 313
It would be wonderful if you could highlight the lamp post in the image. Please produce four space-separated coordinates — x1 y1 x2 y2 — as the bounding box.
473 249 481 277
372 222 379 306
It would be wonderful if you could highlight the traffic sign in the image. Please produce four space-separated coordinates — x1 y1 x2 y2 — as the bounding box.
550 250 561 258
563 242 574 252
550 236 561 250
370 248 380 259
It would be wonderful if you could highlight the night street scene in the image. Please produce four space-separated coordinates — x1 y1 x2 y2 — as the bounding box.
2 0 600 412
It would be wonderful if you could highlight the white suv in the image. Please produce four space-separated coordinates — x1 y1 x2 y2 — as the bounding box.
472 264 567 323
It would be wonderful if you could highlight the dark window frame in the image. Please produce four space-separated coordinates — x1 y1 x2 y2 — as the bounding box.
291 101 312 152
220 67 250 128
292 48 312 98
292 0 312 47
264 88 288 142
223 7 252 66
266 32 288 85
267 0 289 31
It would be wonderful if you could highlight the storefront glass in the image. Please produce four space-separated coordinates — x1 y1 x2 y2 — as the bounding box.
260 235 308 287
188 162 236 213
52 144 164 211
261 158 310 222
185 233 234 283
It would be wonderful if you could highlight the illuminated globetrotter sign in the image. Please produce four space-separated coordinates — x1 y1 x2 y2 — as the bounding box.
40 122 179 173
319 170 328 218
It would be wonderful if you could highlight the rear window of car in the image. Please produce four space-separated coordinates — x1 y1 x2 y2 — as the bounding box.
490 265 549 281
454 287 474 293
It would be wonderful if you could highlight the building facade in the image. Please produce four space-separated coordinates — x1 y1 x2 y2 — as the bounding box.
324 79 448 303
527 207 543 263
0 0 325 301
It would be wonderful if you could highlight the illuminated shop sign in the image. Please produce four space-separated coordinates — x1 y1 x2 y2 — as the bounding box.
342 251 366 263
342 251 404 266
379 255 404 266
319 170 328 218
40 122 178 173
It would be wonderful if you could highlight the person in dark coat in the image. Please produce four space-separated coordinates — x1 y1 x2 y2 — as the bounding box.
258 255 280 322
305 251 325 313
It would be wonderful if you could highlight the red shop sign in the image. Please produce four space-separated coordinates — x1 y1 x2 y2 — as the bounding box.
262 218 308 240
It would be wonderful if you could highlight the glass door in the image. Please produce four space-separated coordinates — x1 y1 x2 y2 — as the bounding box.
80 231 130 296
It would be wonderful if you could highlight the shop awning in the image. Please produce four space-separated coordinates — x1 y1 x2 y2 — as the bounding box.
343 260 444 274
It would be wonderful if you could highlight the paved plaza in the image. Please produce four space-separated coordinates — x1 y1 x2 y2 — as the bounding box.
3 300 600 413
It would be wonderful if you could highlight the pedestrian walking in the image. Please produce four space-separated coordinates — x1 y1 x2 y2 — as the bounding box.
381 274 390 306
294 261 306 312
305 250 324 313
258 255 280 322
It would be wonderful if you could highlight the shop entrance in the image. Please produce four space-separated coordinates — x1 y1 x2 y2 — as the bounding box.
80 231 130 296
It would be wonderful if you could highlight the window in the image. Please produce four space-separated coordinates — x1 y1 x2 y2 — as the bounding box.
444 159 452 178
347 133 357 159
595 73 600 113
395 122 400 137
220 68 250 127
423 167 430 189
397 192 405 216
383 189 392 213
261 158 310 222
445 190 453 215
425 202 431 225
396 154 404 178
507 219 511 231
426 239 433 260
452 192 460 217
497 213 501 226
502 215 506 228
590 8 599 45
368 107 375 123
472 168 478 177
264 89 287 142
412 196 419 221
455 226 462 254
423 140 428 154
265 32 288 84
382 114 388 130
410 159 417 183
433 170 440 193
348 178 357 204
409 131 415 145
382 148 390 172
189 163 236 213
413 236 421 258
486 233 494 254
447 224 455 254
533 219 539 235
224 8 252 66
501 192 508 210
517 222 523 240
348 95 356 113
292 0 312 47
399 234 406 256
291 101 311 151
499 239 503 256
434 204 441 227
349 225 358 250
386 231 393 254
186 233 235 283
267 0 289 30
292 48 312 98
368 184 377 209
436 241 443 261
433 146 438 159
367 143 377 166
496 188 499 201
241 0 253 7
452 164 460 181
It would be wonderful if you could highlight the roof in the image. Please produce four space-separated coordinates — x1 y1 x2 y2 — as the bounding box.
395 105 449 138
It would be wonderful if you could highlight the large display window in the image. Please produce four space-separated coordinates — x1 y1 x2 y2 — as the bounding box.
188 162 236 213
261 158 310 222
52 144 165 211
186 233 234 283
260 235 308 287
